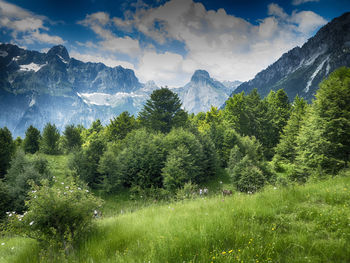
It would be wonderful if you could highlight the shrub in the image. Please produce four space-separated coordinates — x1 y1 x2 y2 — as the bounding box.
8 177 102 252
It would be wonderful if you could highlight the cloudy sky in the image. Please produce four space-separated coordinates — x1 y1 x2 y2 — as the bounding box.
0 0 349 86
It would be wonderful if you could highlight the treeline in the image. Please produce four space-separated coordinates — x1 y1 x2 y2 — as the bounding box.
1 67 350 215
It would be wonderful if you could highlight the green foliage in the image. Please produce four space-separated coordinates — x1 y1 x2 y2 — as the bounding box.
100 129 165 192
5 151 52 212
0 179 11 220
296 67 350 176
227 136 271 192
162 145 198 192
0 126 15 177
8 177 102 252
139 87 188 133
69 135 106 188
106 111 136 141
164 128 207 183
175 181 198 201
224 89 287 160
23 125 41 154
41 123 60 155
62 124 82 152
274 95 307 163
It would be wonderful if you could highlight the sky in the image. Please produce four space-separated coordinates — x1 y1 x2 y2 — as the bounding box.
0 0 349 86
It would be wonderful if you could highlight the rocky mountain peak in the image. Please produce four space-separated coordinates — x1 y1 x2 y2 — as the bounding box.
191 69 210 82
47 45 70 61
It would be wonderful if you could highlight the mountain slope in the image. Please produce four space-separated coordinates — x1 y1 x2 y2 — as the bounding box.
175 70 240 114
0 44 150 137
232 12 350 101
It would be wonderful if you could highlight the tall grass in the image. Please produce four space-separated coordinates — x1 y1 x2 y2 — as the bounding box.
2 169 349 262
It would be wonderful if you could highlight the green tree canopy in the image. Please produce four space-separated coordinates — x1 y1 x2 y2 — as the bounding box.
106 111 136 141
62 124 82 152
23 125 41 154
138 87 188 133
0 127 15 177
41 123 60 154
296 67 350 175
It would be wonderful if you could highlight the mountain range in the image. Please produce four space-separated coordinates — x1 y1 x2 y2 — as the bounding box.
1 12 350 138
0 44 239 137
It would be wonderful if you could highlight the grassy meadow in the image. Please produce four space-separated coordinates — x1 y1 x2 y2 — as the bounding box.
0 154 349 262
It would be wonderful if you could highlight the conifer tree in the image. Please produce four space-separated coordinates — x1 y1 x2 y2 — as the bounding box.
23 125 41 154
139 87 187 133
41 123 60 155
0 127 15 177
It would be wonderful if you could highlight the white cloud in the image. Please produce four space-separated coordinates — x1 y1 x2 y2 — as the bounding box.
292 0 320 6
136 50 190 86
290 11 327 35
76 1 328 86
121 1 326 85
70 50 135 70
268 3 288 19
78 12 141 56
0 0 64 44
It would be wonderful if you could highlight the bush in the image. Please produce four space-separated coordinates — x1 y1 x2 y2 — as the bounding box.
8 177 102 252
5 151 52 212
227 136 272 193
175 181 198 201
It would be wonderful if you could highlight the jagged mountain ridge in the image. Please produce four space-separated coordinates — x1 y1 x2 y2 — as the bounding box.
232 12 350 101
175 70 240 114
0 44 239 137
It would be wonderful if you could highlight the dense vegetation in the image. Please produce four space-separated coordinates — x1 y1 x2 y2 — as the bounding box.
0 68 349 262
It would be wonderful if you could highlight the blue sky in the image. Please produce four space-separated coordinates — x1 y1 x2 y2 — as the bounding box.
0 0 349 86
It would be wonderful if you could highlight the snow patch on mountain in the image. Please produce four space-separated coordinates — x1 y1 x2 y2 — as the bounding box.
78 92 144 107
304 56 329 93
19 62 46 72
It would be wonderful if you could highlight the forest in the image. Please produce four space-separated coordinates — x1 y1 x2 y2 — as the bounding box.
0 67 349 262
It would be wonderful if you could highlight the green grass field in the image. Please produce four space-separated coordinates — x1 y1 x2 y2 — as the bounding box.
1 166 349 262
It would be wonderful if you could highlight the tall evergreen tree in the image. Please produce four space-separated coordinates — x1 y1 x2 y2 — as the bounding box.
139 87 187 133
296 67 350 175
0 127 15 177
274 95 307 163
62 124 82 152
106 111 136 141
23 125 41 154
41 123 60 155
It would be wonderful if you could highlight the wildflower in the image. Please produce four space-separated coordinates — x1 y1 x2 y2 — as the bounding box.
61 182 64 185
1 243 4 246
212 256 215 260
229 250 233 253
222 251 226 255
272 227 275 231
86 190 89 193
29 221 34 226
32 190 37 193
11 247 14 250
65 186 69 189
78 187 81 190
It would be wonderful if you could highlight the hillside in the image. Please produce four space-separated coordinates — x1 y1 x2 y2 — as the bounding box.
1 173 349 262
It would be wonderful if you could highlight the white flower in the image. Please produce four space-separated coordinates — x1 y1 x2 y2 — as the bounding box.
34 195 37 199
53 176 55 178
65 186 69 189
61 182 64 185
29 221 34 226
1 243 4 246
32 190 37 193
11 247 14 250
85 190 89 193
78 187 81 190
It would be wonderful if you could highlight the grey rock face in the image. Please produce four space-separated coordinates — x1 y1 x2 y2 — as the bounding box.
232 12 350 102
174 70 239 114
0 44 146 137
